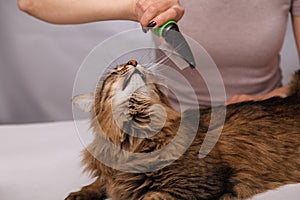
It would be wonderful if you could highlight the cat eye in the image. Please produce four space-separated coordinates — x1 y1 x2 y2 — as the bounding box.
110 70 119 75
111 65 125 74
110 62 136 77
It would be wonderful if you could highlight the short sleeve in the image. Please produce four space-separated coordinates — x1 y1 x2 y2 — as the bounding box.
291 0 300 16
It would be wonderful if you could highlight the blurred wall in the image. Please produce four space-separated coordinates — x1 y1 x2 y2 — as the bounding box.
0 1 142 124
0 1 298 124
281 15 299 85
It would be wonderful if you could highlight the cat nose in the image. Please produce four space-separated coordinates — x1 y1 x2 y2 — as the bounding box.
127 60 138 67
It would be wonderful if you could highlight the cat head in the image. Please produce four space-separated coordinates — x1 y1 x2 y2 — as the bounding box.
73 60 175 142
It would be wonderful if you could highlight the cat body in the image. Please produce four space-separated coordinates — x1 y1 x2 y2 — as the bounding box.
66 61 300 200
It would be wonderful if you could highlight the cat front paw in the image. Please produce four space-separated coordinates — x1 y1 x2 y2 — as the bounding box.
142 192 175 200
65 190 105 200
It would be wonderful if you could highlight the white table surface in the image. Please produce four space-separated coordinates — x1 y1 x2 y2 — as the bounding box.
0 121 299 200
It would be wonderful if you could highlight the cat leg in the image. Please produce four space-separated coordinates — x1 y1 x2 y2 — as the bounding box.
141 192 176 200
220 183 259 200
65 177 107 200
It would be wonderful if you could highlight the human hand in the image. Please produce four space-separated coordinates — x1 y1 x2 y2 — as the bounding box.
134 0 184 28
226 85 289 105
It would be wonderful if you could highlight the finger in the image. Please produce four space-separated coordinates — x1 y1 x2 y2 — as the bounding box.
139 3 163 27
263 86 289 99
135 0 152 21
139 1 184 27
149 5 184 27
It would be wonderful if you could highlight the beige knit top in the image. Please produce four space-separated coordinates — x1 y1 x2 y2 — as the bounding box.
172 0 300 106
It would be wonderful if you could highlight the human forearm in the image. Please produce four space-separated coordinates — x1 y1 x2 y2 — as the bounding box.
18 0 184 27
18 0 138 24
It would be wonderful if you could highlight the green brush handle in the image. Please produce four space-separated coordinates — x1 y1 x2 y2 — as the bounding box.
152 20 179 37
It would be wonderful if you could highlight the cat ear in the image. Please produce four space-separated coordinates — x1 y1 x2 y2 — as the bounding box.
72 94 94 112
156 79 169 96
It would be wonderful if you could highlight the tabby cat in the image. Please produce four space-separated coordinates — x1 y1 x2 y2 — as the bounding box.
66 60 300 200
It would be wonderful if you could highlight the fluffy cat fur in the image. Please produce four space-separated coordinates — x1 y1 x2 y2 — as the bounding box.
66 60 300 200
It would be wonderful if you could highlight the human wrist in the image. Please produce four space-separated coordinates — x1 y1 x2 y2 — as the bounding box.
127 0 139 21
114 0 138 21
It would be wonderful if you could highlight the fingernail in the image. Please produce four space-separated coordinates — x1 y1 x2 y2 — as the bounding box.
142 27 148 33
148 21 157 27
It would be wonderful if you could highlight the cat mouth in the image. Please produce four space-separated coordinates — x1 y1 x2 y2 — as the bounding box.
122 68 146 91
